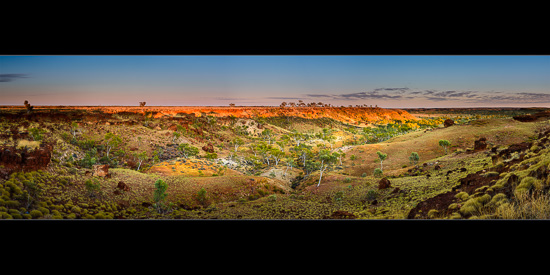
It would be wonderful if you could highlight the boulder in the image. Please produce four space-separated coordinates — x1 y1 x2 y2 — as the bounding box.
92 164 109 177
444 119 454 127
202 143 214 153
116 181 131 192
474 137 487 151
378 177 392 189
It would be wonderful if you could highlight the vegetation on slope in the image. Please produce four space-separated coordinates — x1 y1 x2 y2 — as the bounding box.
0 106 548 219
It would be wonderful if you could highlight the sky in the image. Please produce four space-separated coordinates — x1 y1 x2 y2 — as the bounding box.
1 55 549 108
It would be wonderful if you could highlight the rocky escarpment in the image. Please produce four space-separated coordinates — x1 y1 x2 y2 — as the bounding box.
1 105 418 125
513 110 550 122
0 143 52 179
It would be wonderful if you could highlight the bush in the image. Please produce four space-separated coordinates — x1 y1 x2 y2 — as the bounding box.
85 179 101 197
30 209 43 218
365 190 377 201
197 187 207 206
37 207 50 215
460 198 482 216
516 177 540 193
361 172 367 178
153 179 168 212
487 193 508 209
455 192 470 201
427 209 439 219
373 168 383 178
476 194 492 205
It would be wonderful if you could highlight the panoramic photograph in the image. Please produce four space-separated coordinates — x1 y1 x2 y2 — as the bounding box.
1 55 549 220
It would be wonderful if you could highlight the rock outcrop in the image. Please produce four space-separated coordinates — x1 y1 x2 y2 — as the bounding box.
0 143 52 179
378 178 392 189
92 164 109 177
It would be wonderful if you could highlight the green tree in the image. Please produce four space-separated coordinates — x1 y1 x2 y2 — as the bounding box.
104 132 122 158
28 128 44 141
153 179 168 213
377 151 387 171
261 128 273 144
409 152 420 165
439 139 451 155
178 143 199 159
172 131 181 143
283 157 295 177
317 149 339 187
293 143 312 167
231 137 244 152
70 122 79 139
135 151 148 171
270 147 285 166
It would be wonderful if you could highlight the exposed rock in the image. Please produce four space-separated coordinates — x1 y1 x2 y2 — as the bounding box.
0 143 52 178
92 164 109 177
378 177 392 189
202 143 214 153
116 181 131 192
444 119 454 127
513 110 550 122
474 137 487 152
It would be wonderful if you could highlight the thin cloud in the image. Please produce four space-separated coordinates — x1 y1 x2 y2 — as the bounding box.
265 96 305 100
335 91 403 100
304 94 333 98
0 73 29 82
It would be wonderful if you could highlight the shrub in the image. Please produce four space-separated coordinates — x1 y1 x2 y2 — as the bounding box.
153 179 168 213
0 212 12 219
450 212 462 219
94 212 106 219
365 190 377 201
448 203 459 210
455 192 470 201
30 209 43 218
85 179 101 197
427 209 439 219
70 206 82 214
373 168 383 178
476 194 492 205
487 193 508 209
460 198 482 216
344 177 352 183
409 152 420 165
37 207 50 215
516 177 540 193
439 139 451 155
197 187 207 206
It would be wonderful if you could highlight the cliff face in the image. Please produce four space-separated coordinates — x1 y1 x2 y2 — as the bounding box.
0 143 52 179
3 106 417 124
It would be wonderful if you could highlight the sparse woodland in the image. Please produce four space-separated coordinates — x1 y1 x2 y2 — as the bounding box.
0 105 549 219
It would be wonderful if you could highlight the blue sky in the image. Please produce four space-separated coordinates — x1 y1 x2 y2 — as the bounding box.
1 55 549 107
